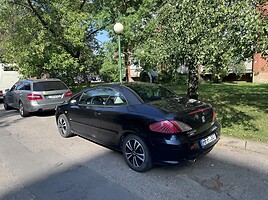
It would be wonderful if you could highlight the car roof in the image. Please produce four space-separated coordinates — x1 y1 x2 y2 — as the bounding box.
100 81 155 88
24 78 62 83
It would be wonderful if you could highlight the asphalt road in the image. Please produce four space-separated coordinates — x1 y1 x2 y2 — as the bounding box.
0 104 267 200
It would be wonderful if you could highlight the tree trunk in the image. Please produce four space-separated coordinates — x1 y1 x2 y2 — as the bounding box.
124 48 131 82
81 70 91 87
125 53 129 82
187 63 199 100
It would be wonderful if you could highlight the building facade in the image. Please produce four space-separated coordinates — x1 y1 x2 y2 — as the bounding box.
252 54 268 83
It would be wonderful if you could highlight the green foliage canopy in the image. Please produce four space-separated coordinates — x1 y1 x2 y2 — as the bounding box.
0 0 103 84
134 0 261 98
0 0 265 96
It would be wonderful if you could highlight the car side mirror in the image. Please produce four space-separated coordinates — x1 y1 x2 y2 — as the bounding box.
69 99 78 105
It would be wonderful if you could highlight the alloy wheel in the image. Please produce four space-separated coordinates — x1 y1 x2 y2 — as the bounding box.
58 117 67 136
19 102 29 117
125 139 145 167
19 102 24 116
57 114 73 138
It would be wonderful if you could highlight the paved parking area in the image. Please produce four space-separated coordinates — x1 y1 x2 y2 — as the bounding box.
0 104 268 200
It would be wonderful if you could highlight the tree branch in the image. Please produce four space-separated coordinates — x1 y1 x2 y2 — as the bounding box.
26 0 56 35
7 1 32 11
84 23 110 42
24 0 78 58
79 0 87 10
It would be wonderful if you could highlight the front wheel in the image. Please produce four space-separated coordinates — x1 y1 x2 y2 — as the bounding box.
19 101 30 117
3 101 11 110
57 114 74 138
122 134 153 172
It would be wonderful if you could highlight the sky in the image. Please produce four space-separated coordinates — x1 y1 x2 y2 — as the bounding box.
96 31 110 44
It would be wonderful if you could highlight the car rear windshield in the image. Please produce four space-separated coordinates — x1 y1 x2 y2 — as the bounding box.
33 81 68 91
126 83 177 102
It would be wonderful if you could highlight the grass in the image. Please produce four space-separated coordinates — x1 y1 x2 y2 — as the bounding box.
169 82 268 143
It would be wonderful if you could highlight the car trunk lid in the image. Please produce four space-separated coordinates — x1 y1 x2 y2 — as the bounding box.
147 97 214 131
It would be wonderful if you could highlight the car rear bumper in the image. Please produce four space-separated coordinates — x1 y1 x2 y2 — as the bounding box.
26 101 64 112
148 121 221 165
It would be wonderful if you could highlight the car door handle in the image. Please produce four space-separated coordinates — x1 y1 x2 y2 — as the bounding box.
94 111 102 116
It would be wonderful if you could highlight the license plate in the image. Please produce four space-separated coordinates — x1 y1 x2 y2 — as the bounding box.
200 133 217 148
46 95 62 99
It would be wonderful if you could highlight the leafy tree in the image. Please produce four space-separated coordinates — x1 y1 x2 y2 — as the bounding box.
255 1 268 58
135 0 261 99
95 0 162 81
0 0 103 85
1 0 263 97
99 42 119 82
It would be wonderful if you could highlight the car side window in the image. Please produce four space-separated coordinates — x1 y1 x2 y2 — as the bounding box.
10 82 19 91
10 85 16 91
104 89 127 106
77 87 127 107
17 82 24 90
78 89 106 106
23 82 31 91
17 82 31 91
78 91 93 106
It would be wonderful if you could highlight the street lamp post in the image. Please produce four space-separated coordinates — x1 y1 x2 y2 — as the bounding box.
114 23 124 83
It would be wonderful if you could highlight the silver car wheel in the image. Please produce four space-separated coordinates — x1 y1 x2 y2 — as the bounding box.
19 102 29 117
19 103 24 116
125 139 145 167
123 135 152 172
57 114 73 138
58 117 67 135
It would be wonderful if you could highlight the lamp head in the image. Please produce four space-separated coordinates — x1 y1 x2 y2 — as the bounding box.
114 23 124 34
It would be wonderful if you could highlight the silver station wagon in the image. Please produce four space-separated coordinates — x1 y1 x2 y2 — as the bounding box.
3 78 72 117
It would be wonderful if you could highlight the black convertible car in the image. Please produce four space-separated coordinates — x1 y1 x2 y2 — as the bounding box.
55 82 220 172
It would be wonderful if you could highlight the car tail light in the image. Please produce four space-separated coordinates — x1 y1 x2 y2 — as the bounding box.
64 91 72 97
149 120 192 134
212 111 216 121
27 94 43 100
0 90 2 94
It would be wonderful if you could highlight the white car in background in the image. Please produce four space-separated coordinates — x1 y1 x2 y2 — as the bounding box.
0 63 22 101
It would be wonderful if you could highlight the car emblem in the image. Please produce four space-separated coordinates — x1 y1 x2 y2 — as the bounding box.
201 116 206 123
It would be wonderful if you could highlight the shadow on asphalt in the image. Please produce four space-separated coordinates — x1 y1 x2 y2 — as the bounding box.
31 110 56 117
0 109 24 128
0 140 267 200
2 109 55 117
0 107 55 128
0 104 267 200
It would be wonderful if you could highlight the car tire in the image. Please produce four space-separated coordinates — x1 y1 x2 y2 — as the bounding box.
122 134 153 172
57 114 74 138
19 101 30 117
3 101 11 110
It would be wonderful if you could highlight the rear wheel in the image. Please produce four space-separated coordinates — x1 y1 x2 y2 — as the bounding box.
19 101 30 117
122 134 153 172
57 114 74 138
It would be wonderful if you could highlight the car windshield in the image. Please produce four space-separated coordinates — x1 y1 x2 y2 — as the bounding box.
126 83 177 102
33 81 68 91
